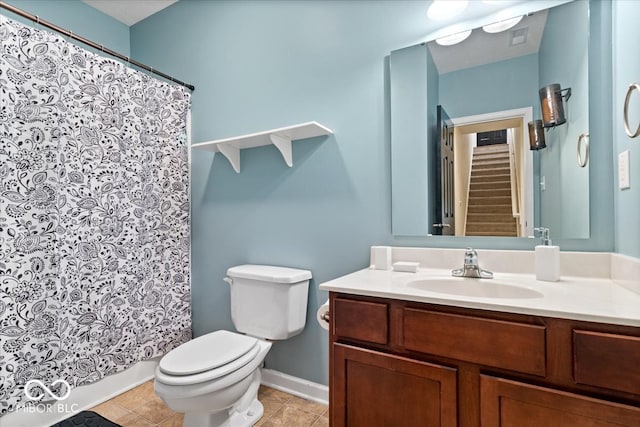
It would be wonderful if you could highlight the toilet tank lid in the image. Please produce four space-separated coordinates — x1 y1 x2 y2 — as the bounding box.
226 264 312 284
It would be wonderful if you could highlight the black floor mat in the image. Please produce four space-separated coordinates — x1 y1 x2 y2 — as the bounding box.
50 411 122 427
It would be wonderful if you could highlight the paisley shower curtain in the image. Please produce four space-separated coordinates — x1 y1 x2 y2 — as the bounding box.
0 15 191 415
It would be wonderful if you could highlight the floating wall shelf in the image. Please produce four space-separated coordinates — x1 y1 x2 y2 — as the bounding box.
191 121 333 173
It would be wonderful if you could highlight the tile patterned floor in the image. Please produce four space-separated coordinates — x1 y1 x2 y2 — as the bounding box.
90 380 328 427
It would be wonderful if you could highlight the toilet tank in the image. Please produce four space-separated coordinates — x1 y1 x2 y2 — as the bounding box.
226 265 311 340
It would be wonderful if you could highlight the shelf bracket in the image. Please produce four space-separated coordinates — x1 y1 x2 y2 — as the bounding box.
217 143 241 173
270 133 293 167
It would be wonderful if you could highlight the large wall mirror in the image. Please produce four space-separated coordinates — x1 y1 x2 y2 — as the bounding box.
391 0 590 239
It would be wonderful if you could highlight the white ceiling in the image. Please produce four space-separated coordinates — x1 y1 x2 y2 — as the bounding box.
81 0 177 26
428 9 548 75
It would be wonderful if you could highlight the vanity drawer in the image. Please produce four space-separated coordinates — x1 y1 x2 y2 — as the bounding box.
333 297 388 345
574 330 640 395
403 308 546 376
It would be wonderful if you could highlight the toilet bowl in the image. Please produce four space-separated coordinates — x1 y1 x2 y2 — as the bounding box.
154 265 311 427
155 331 272 427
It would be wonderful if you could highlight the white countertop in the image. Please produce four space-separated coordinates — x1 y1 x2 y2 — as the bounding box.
319 267 640 327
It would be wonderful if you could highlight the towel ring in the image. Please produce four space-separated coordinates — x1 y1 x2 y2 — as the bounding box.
577 133 589 168
623 83 640 138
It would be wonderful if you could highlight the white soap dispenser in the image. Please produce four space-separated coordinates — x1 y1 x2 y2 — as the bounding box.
534 227 560 282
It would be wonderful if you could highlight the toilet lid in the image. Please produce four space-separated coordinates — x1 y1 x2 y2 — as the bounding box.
155 341 263 386
159 330 258 376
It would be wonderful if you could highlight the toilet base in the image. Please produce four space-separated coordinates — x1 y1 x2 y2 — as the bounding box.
232 399 264 427
180 368 265 427
183 399 264 427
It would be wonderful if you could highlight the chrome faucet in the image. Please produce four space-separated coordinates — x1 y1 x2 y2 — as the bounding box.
452 248 493 279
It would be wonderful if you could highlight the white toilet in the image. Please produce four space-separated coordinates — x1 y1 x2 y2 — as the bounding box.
154 265 312 427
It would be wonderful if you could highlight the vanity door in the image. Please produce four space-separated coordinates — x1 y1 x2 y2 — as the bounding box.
332 343 457 427
480 375 640 426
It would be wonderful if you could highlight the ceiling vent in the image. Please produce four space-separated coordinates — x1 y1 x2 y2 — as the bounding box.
509 27 529 46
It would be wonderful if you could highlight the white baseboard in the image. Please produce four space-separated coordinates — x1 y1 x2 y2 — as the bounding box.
0 359 158 427
260 369 328 406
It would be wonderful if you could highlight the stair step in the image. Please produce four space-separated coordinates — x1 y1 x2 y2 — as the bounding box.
466 213 515 223
466 222 517 233
468 196 512 206
473 152 510 161
466 211 513 219
467 204 513 214
469 188 511 197
470 174 511 183
472 159 512 169
470 180 511 187
474 144 509 154
466 230 518 237
469 181 512 190
473 156 510 164
471 167 511 176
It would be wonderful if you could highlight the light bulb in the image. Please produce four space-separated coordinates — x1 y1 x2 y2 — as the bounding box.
482 15 523 33
435 29 472 46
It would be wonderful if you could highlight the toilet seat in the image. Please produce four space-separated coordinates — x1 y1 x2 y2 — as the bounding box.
160 330 258 376
156 341 260 386
157 330 259 386
155 339 272 401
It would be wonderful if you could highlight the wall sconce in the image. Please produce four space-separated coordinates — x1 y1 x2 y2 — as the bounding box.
539 83 571 127
528 120 547 150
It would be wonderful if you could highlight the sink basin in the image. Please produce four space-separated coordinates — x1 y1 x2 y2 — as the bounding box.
406 276 543 299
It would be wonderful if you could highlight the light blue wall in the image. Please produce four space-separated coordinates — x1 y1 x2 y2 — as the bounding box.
129 0 617 387
583 0 615 253
2 0 129 55
390 44 439 235
130 0 419 385
439 53 539 119
613 0 640 258
538 0 590 239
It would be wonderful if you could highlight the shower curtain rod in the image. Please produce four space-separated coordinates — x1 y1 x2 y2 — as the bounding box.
0 1 195 91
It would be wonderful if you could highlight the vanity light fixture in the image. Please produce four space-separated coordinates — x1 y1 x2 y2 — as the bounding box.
427 0 468 21
482 15 524 33
528 120 547 150
539 83 571 128
435 29 472 46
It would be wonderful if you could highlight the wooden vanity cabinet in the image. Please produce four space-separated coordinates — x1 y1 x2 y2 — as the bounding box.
329 293 640 427
480 376 640 427
332 343 457 427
